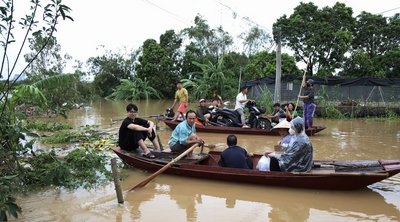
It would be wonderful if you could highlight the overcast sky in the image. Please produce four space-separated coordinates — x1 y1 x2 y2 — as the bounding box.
4 0 400 77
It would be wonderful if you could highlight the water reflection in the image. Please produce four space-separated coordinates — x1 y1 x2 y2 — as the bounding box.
119 173 400 222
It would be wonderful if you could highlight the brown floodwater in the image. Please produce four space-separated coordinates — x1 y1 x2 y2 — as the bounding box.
15 99 400 221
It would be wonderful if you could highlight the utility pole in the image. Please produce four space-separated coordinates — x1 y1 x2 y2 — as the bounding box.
238 66 242 93
274 28 282 103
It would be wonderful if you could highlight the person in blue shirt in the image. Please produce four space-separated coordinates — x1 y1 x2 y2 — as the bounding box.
265 103 286 124
219 134 253 169
164 110 205 158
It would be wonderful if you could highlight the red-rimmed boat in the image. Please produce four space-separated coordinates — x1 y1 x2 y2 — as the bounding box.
161 119 327 136
112 147 400 190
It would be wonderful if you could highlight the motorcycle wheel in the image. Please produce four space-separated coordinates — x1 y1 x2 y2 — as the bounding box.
257 118 272 130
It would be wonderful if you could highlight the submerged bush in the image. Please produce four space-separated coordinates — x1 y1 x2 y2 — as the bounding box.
24 121 72 131
21 147 112 190
40 129 102 144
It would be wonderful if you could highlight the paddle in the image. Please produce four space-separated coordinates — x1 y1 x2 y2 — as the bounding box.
129 143 200 191
294 59 310 112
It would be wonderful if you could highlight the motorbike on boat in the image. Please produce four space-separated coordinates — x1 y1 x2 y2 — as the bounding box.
210 101 272 130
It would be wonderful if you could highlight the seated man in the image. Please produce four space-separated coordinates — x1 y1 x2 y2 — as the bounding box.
268 117 313 172
164 110 205 158
196 99 211 124
219 134 253 169
265 103 286 124
118 103 161 159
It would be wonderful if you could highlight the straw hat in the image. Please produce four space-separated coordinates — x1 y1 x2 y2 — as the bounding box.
272 119 291 129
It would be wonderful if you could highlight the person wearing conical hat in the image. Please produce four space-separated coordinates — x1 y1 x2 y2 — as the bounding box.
272 119 294 151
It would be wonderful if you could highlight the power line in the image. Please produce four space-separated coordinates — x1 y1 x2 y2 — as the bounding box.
378 6 400 14
140 0 192 26
215 0 271 33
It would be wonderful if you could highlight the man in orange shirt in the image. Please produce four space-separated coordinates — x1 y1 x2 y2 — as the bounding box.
170 81 189 121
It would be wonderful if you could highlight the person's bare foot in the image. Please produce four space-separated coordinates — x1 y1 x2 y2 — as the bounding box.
186 154 201 160
162 148 171 153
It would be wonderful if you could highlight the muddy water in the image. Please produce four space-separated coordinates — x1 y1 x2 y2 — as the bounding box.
16 99 400 221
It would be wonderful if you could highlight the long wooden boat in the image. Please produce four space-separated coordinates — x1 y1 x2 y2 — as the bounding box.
161 119 327 136
112 147 400 190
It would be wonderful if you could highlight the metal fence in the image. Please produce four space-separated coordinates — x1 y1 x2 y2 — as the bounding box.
248 81 400 105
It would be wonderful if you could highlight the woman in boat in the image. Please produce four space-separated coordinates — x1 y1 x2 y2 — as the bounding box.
274 119 294 150
256 120 294 171
284 102 298 122
268 117 313 172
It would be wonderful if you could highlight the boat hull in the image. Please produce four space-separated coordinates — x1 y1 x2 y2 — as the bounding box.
112 147 400 190
162 119 326 136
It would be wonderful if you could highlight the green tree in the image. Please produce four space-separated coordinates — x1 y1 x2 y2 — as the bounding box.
341 13 400 77
273 2 354 76
183 56 232 100
222 52 249 98
88 48 137 97
240 26 273 56
24 32 71 81
107 78 161 100
135 30 182 98
11 73 82 117
0 0 72 220
244 51 301 80
180 15 233 75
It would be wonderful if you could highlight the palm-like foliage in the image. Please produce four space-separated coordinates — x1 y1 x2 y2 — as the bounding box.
183 57 227 100
10 73 80 107
107 77 162 100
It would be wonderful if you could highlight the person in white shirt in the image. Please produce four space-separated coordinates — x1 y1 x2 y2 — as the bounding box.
235 86 254 128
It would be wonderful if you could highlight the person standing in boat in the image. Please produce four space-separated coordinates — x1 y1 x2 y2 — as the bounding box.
235 86 254 128
118 103 161 159
219 134 253 169
298 79 315 129
164 110 205 158
268 117 313 172
170 81 189 121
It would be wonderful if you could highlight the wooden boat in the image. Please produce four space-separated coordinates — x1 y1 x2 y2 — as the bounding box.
161 119 327 136
112 147 400 190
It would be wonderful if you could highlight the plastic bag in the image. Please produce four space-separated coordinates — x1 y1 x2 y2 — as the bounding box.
256 155 270 171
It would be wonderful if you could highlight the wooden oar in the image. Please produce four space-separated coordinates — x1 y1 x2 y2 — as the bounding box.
294 59 310 112
129 143 200 191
